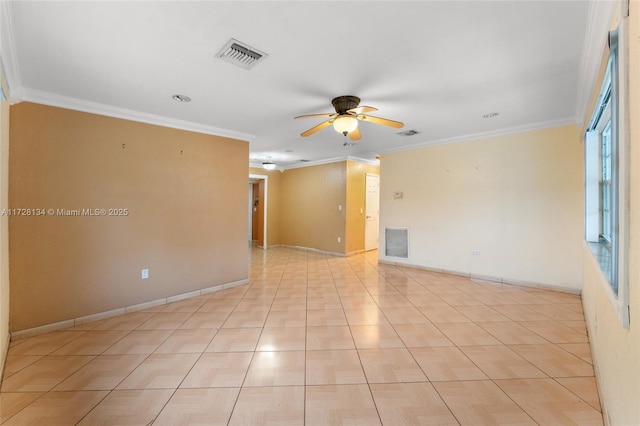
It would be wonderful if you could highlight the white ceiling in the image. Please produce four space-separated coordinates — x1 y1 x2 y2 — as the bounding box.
1 1 611 169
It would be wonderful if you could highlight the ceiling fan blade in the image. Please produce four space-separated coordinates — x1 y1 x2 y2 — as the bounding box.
357 114 404 129
349 128 361 141
294 112 335 119
348 105 378 114
300 119 333 137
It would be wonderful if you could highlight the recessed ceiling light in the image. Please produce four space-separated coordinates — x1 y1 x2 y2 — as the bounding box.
172 94 191 102
482 112 499 118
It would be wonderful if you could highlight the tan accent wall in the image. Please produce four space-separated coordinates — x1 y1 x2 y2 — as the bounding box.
581 2 640 424
9 102 249 332
346 161 380 254
0 83 10 373
250 161 378 254
280 162 347 253
380 124 584 290
249 167 281 247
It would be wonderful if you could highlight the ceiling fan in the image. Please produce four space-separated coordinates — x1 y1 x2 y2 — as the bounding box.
295 95 404 141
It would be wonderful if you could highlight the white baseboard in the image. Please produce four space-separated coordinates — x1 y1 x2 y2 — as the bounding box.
0 332 10 387
280 244 346 257
378 258 581 295
10 278 249 341
253 244 364 258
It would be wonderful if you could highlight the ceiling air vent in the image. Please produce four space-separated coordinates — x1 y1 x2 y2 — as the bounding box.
215 38 268 70
397 129 420 137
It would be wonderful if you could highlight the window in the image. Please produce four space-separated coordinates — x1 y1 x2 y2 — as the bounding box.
601 120 612 244
584 25 629 327
586 80 616 289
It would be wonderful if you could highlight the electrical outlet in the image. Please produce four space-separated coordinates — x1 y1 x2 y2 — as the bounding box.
471 250 480 255
337 237 341 243
141 268 149 279
338 204 343 211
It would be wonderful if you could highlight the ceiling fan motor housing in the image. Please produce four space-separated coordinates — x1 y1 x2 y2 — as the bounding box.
332 96 360 114
296 95 402 139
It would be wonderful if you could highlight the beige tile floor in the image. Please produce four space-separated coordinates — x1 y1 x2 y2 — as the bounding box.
0 246 603 425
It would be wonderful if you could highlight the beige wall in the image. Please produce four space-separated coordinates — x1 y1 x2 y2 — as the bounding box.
250 161 378 254
346 161 380 254
9 103 249 332
280 162 347 253
249 167 281 247
581 2 640 424
380 125 584 290
0 82 9 374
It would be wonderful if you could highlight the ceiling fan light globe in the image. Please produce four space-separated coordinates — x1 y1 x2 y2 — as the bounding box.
262 162 276 170
332 115 358 135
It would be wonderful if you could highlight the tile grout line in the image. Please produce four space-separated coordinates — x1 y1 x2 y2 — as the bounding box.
0 246 603 425
227 245 289 423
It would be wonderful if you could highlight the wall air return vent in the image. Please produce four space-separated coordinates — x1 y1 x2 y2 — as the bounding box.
385 227 408 258
215 38 268 70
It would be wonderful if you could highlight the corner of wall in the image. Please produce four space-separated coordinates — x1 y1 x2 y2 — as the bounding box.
0 80 10 382
279 161 348 253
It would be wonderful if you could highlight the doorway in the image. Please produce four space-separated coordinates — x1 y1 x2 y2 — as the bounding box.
364 173 380 251
248 174 268 248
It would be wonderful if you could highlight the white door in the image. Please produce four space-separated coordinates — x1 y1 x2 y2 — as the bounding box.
364 174 380 251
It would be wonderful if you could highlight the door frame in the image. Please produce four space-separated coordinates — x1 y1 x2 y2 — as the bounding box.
249 174 268 249
364 173 380 251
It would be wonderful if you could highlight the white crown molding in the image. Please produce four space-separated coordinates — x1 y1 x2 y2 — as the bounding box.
249 155 379 172
280 155 379 171
346 156 380 167
0 0 22 103
0 0 252 141
574 0 616 126
20 88 255 141
262 116 573 168
376 116 576 156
